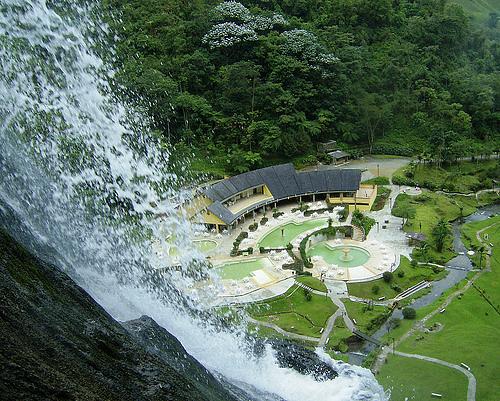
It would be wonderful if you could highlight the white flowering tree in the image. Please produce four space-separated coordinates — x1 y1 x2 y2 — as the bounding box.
202 1 288 49
280 29 338 72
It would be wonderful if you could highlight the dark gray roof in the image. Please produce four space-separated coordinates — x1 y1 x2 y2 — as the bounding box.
328 150 349 159
203 164 361 224
207 201 235 224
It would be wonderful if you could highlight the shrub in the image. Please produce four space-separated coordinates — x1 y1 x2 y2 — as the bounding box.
391 284 402 293
303 288 312 301
249 223 258 232
383 271 393 282
247 247 253 255
260 217 268 225
397 270 405 278
273 211 284 219
410 258 419 268
286 243 293 251
259 246 265 254
432 265 442 274
372 285 380 295
402 307 416 319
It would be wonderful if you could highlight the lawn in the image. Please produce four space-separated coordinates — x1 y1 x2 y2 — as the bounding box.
377 354 468 401
342 299 390 334
295 275 327 292
392 191 479 262
393 159 498 193
325 317 352 353
461 216 498 268
348 256 448 300
246 284 337 337
362 176 390 185
396 216 500 401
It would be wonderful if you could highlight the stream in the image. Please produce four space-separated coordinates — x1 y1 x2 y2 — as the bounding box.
348 204 499 366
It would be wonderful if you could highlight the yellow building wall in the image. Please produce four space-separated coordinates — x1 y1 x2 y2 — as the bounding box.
202 210 226 225
263 185 272 197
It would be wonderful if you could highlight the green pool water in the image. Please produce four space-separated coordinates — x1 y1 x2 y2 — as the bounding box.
216 258 266 280
194 239 218 253
168 239 218 256
258 219 328 248
307 243 370 268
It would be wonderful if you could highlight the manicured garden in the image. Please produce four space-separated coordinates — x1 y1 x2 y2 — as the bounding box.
371 186 391 211
342 299 390 334
392 191 478 262
295 275 327 292
392 216 500 401
378 354 468 401
347 256 447 300
325 317 352 353
246 284 337 338
257 219 327 249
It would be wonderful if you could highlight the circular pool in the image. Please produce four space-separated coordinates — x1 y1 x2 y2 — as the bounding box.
307 243 370 268
194 239 218 253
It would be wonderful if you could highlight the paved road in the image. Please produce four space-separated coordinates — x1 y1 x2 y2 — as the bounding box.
394 350 477 401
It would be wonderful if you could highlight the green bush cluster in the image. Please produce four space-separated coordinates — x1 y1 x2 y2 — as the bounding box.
273 211 284 219
260 217 268 225
231 231 249 256
351 209 376 236
248 223 258 232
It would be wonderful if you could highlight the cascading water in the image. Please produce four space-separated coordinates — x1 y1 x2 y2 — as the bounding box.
0 1 388 400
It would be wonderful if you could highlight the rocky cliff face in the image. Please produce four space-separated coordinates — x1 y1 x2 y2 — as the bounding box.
0 229 238 401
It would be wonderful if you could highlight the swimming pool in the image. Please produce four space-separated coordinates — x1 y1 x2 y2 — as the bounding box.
194 239 218 253
307 243 370 268
258 219 328 248
215 258 266 280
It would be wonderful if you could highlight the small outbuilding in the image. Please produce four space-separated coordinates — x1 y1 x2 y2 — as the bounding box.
328 150 349 165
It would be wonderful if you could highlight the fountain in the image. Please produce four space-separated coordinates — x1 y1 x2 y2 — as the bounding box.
340 247 354 262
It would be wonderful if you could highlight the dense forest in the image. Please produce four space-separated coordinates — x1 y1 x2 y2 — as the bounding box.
103 0 500 175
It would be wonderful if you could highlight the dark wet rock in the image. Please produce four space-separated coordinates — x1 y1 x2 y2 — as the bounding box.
0 229 237 401
252 338 337 381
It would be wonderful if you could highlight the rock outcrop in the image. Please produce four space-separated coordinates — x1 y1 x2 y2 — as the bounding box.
0 229 237 401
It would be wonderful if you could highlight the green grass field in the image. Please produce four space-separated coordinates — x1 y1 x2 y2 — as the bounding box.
325 317 352 352
295 275 327 292
395 216 500 401
452 0 499 27
378 354 468 401
461 217 495 267
348 256 447 300
257 219 327 248
342 299 390 334
246 284 337 337
392 191 479 262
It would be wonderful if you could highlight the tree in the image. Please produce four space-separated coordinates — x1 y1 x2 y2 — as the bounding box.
383 271 393 283
402 307 416 319
432 219 451 252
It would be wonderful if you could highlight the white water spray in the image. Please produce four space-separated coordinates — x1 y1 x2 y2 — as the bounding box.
0 1 388 400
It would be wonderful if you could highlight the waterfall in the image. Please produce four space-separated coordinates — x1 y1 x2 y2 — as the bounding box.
0 1 388 400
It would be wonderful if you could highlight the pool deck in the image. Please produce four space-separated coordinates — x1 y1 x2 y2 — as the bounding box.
308 238 398 283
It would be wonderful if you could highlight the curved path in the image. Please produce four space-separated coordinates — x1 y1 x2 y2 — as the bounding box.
373 221 498 401
247 316 319 343
393 350 476 401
